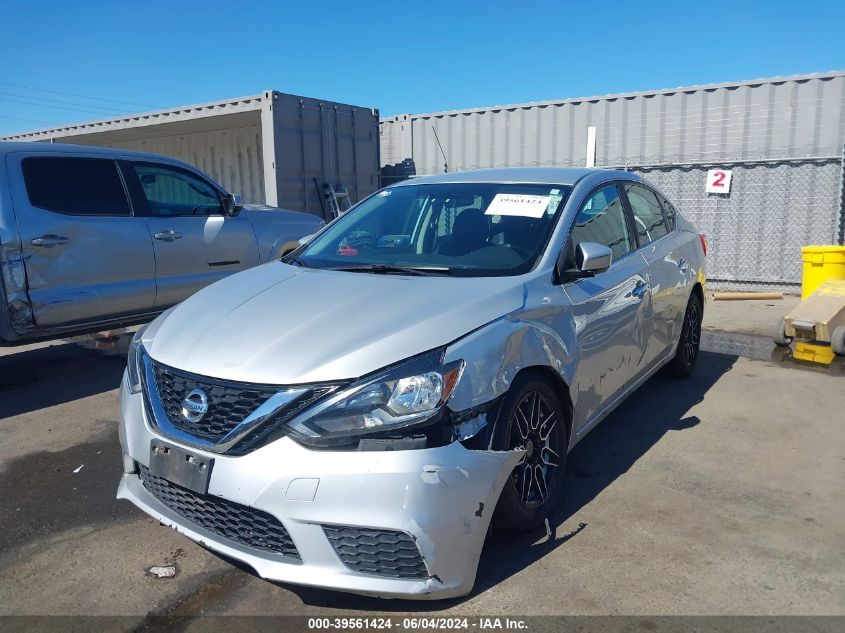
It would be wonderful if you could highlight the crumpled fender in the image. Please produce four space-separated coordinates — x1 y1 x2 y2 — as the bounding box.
0 240 34 339
444 311 577 434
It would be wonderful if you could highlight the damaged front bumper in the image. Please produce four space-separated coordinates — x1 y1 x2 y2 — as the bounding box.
117 378 522 599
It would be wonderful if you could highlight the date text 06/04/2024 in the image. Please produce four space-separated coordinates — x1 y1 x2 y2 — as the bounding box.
306 617 529 630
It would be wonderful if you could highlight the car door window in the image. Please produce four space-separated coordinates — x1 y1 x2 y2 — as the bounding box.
571 184 633 262
22 157 130 216
132 163 223 217
624 183 668 245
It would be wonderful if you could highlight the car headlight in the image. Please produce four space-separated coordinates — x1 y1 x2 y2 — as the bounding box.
126 325 148 394
285 350 464 447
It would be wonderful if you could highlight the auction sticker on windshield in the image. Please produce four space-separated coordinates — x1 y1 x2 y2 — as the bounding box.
485 193 550 218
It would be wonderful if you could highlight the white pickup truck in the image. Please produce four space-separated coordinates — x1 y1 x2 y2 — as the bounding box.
0 142 324 344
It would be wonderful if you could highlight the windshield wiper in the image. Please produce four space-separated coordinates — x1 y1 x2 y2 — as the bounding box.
328 264 451 276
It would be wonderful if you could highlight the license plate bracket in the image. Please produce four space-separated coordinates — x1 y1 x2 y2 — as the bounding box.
148 440 214 494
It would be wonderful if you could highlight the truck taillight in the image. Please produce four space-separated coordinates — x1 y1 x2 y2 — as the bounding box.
699 233 708 256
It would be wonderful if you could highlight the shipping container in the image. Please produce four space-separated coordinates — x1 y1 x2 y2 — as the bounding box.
1 91 381 218
380 72 845 174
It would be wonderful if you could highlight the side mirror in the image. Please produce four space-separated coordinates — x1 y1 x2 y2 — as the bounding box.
575 242 613 274
556 241 612 283
222 193 243 216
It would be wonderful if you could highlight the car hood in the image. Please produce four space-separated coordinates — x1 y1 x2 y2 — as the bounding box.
145 262 526 384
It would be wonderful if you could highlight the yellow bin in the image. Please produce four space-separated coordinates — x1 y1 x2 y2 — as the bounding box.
801 245 845 300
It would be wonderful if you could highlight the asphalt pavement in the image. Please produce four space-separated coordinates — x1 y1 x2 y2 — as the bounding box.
1 302 843 623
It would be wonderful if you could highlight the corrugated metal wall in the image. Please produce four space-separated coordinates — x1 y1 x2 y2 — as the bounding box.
380 114 413 173
271 92 381 217
381 73 845 173
66 125 267 204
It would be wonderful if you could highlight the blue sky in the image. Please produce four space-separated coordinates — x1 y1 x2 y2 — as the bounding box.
1 0 844 135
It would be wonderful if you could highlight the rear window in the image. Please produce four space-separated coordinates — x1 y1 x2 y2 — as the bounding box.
22 157 130 216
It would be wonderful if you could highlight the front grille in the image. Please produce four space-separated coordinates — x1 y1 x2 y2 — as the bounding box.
227 386 334 455
152 362 277 442
323 525 428 579
139 465 300 559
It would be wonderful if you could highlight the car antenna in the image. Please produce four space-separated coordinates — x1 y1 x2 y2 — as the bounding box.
432 125 448 173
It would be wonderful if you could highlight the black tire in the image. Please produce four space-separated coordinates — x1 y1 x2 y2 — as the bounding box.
491 373 569 532
665 292 703 378
773 317 794 348
832 325 845 356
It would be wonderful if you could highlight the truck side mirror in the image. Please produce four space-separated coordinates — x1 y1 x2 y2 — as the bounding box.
223 193 243 216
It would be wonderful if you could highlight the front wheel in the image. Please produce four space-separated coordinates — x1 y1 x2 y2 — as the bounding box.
492 374 569 532
665 292 702 378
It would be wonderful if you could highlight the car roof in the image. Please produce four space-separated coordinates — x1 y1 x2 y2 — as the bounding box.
390 167 638 187
0 140 183 163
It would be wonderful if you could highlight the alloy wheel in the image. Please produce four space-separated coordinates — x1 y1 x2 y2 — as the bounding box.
509 390 561 509
684 302 701 367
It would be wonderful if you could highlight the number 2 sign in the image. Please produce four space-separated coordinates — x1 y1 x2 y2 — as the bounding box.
705 169 733 194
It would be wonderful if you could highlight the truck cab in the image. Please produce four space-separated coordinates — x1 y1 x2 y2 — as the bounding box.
0 142 323 344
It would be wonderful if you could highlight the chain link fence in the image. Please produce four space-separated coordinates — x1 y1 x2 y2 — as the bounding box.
625 156 845 292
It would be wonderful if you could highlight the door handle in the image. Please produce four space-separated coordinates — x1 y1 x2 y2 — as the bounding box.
632 281 649 299
31 234 69 247
154 230 183 242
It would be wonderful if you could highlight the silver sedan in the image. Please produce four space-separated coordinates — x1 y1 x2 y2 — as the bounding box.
117 167 706 599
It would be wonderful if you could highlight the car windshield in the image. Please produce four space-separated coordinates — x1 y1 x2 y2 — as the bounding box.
297 183 572 276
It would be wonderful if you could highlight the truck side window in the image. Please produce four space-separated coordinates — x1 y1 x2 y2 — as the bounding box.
132 163 223 217
22 157 130 216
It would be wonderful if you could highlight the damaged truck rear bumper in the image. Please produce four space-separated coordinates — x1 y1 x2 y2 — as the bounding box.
116 379 522 599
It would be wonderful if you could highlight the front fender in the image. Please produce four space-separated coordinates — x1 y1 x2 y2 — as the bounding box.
444 313 577 423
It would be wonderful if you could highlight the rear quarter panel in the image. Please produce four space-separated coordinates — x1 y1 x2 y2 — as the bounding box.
676 213 706 289
664 214 706 359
